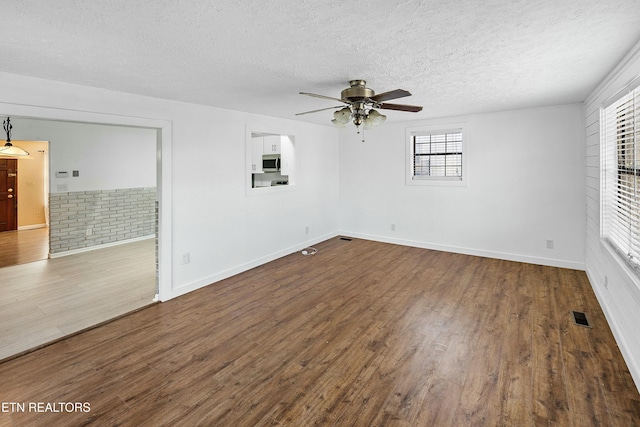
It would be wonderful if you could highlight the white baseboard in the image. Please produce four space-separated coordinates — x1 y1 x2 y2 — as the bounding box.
49 235 155 259
169 231 338 300
586 269 640 394
339 231 586 271
170 230 586 300
18 224 47 231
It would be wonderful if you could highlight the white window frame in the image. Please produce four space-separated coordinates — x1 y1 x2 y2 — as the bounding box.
601 81 640 272
405 122 468 187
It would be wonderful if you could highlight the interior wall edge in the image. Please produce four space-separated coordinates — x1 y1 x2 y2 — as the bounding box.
584 37 640 110
17 224 47 231
586 267 640 393
339 230 586 271
170 230 339 300
48 235 155 259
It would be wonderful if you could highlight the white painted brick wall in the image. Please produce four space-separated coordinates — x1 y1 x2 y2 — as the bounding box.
49 187 156 253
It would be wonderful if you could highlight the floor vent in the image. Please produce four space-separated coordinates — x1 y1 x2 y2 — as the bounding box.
340 237 353 241
572 311 591 328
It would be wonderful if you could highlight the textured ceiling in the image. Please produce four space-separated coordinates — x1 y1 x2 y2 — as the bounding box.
2 0 640 125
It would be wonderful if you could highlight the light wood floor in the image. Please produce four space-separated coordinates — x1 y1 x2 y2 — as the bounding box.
0 238 156 361
0 237 638 426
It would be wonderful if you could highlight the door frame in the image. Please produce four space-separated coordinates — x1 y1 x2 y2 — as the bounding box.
14 141 50 234
0 103 173 301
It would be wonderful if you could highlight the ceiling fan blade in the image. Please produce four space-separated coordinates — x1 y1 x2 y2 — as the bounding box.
370 89 412 103
378 102 423 112
299 92 347 103
295 106 345 116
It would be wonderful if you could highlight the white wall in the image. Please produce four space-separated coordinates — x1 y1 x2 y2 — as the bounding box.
11 118 156 193
339 104 586 269
584 39 640 389
0 71 340 300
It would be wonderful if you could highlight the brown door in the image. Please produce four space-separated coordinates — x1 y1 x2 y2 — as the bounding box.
0 158 17 232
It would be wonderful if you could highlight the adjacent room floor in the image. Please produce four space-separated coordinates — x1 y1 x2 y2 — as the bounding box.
0 237 156 361
0 237 638 425
0 227 49 268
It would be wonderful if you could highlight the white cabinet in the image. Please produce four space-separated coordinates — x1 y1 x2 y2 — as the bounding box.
263 135 281 154
251 135 280 172
251 137 264 172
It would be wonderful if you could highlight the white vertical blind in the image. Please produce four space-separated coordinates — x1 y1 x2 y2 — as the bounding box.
603 86 640 269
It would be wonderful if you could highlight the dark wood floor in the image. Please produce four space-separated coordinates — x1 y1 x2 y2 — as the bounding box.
0 237 638 426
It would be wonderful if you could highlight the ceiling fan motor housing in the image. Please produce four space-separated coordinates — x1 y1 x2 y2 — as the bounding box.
341 80 375 101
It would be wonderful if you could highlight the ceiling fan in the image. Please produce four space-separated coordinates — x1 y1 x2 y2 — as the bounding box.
296 79 423 133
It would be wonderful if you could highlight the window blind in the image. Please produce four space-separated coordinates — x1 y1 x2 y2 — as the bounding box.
413 131 462 178
603 86 640 269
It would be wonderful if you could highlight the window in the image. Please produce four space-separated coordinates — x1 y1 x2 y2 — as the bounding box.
406 123 467 186
413 131 462 177
602 85 640 270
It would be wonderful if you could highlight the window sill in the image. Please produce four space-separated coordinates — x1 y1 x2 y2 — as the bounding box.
406 176 468 187
601 239 640 305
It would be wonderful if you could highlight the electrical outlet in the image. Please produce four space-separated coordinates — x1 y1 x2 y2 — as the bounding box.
181 253 190 265
546 240 554 249
85 228 92 236
604 275 609 289
305 226 309 235
391 223 396 231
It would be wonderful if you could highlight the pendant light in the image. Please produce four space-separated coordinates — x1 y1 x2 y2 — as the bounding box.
0 117 30 157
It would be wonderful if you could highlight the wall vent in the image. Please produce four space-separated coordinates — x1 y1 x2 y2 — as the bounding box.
572 311 591 328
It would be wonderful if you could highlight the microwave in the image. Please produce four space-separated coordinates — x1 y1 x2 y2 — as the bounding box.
262 154 281 172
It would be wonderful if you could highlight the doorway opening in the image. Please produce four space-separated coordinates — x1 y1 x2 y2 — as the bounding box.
0 141 50 268
0 107 171 284
0 113 170 361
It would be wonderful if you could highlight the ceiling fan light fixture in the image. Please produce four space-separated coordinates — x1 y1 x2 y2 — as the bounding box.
331 119 346 128
297 80 422 137
363 109 386 130
333 107 351 124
